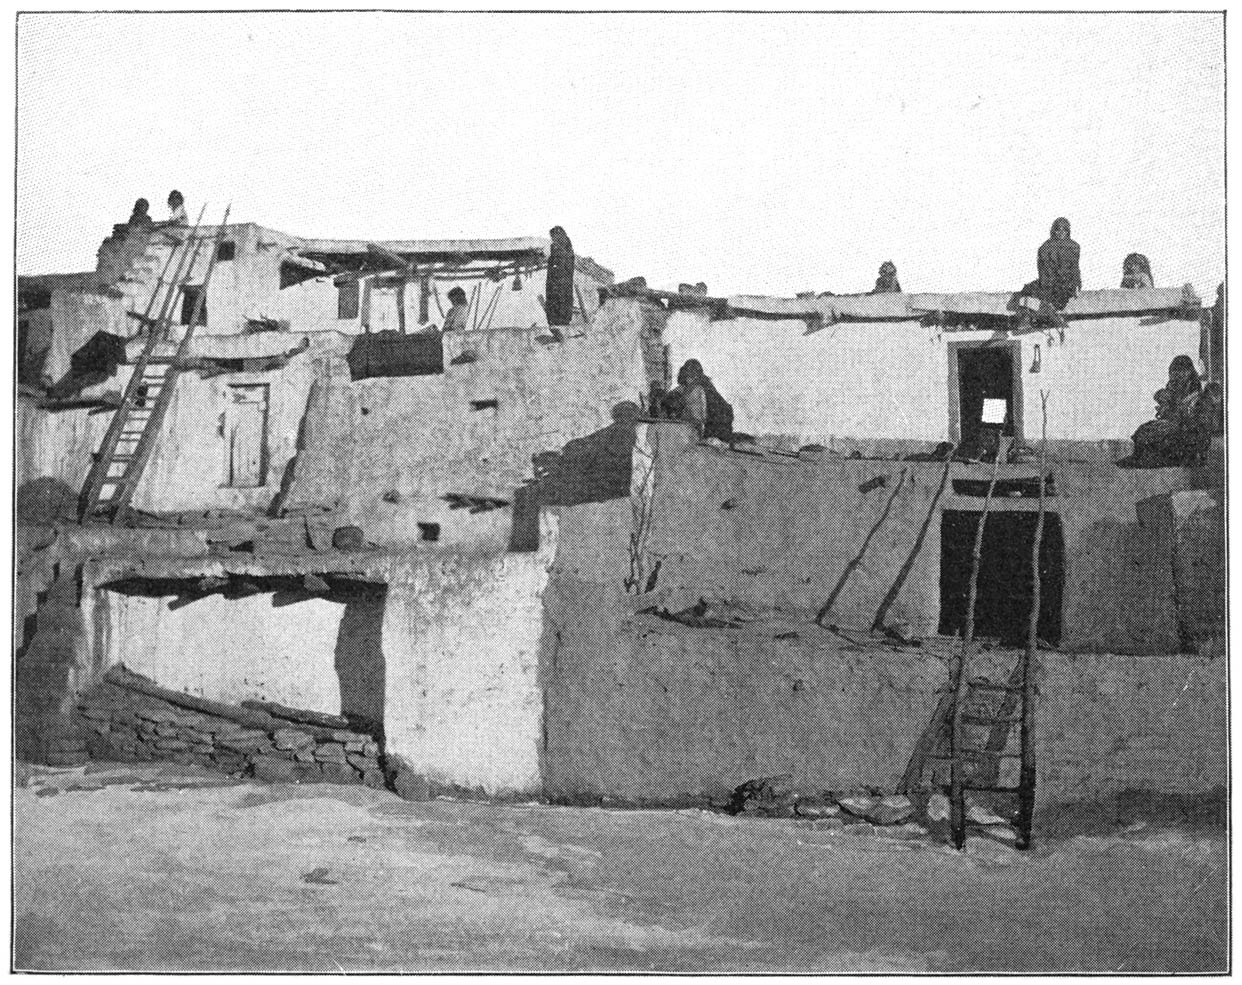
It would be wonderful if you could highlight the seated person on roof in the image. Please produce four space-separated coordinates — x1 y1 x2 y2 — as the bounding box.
126 198 154 233
1128 355 1212 467
1120 253 1154 289
1016 217 1081 322
662 359 734 442
870 260 902 294
441 286 470 332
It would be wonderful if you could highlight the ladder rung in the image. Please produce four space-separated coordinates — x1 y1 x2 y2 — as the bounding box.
961 713 1022 725
967 681 1023 693
963 785 1024 794
927 750 1021 760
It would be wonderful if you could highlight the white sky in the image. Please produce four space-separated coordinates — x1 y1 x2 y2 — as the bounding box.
16 12 1224 298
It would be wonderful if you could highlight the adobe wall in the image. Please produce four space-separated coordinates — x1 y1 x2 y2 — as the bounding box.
663 309 1203 446
632 423 1192 653
1169 489 1226 650
282 300 651 548
540 423 1223 807
43 288 130 389
541 607 1226 808
82 534 556 798
129 342 334 514
94 591 354 714
380 545 551 799
17 401 112 494
124 224 608 337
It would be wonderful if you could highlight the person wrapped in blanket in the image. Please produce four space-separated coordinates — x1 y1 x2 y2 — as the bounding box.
1016 217 1081 326
1120 253 1155 289
661 359 734 442
870 260 902 294
1128 355 1214 467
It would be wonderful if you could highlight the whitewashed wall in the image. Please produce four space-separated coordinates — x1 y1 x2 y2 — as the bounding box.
664 309 1202 444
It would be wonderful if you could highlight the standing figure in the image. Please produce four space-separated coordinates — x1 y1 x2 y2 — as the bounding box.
442 286 470 332
1121 253 1154 289
166 190 187 225
871 260 902 294
545 225 575 327
1018 217 1081 319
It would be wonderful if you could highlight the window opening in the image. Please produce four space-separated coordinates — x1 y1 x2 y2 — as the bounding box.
338 281 360 320
180 285 206 327
417 523 441 542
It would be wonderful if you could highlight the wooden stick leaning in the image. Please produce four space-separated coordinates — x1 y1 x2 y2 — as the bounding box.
950 448 1002 849
1016 391 1050 850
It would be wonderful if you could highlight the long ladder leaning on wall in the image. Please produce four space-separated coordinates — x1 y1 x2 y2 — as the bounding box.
899 398 1048 850
79 205 232 524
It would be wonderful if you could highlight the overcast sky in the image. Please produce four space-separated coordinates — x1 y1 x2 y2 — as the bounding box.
17 12 1224 298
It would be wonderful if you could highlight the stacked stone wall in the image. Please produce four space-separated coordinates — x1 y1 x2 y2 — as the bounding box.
75 667 387 788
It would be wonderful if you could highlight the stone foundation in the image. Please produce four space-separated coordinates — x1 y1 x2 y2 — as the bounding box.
75 667 387 789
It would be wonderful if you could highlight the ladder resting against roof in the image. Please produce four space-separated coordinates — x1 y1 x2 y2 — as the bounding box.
79 206 232 523
898 441 1043 851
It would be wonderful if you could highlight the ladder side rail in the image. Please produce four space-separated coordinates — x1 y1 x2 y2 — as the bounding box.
950 451 1002 849
118 208 211 404
80 214 211 517
130 204 207 337
1016 393 1050 850
110 208 232 517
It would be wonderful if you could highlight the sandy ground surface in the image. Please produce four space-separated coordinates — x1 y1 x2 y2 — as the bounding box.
13 762 1227 973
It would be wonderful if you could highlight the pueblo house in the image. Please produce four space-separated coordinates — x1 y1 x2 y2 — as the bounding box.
15 213 1224 821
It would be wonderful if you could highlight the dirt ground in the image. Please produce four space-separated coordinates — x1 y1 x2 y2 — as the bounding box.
13 762 1228 973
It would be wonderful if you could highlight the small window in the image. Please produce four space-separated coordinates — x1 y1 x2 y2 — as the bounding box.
338 281 360 320
417 523 440 542
180 285 206 327
216 241 236 262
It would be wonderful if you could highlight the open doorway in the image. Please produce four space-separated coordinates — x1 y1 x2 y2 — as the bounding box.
950 342 1021 451
939 510 1064 646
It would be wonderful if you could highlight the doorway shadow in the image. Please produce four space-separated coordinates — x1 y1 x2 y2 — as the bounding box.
333 585 387 738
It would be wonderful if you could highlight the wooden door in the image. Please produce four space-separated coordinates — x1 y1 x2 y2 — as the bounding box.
226 384 269 487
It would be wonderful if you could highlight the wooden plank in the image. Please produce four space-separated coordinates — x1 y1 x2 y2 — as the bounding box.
299 235 549 258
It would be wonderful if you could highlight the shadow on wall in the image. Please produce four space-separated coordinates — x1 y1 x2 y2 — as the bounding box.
17 478 79 526
334 587 387 738
95 575 389 733
532 402 640 508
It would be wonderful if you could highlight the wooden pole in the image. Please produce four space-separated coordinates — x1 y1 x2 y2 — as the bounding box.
1016 392 1049 849
951 448 1002 849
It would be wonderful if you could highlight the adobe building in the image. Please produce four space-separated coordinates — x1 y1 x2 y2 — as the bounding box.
15 216 1225 820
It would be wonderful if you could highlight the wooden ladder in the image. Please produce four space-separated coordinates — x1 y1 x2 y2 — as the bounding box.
899 656 1036 849
899 409 1049 850
79 207 232 523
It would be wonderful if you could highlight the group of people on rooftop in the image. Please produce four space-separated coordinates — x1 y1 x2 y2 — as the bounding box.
863 218 1159 318
124 191 187 232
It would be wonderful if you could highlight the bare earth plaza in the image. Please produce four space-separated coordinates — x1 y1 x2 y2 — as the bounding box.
12 11 1227 974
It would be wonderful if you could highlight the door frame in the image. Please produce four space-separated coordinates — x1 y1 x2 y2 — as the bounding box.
946 339 1024 443
222 381 271 488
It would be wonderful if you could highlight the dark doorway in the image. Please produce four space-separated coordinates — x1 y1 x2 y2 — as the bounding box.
180 285 206 326
954 344 1018 446
939 510 1064 646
